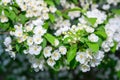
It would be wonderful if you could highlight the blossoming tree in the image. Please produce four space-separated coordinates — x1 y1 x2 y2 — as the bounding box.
0 0 120 74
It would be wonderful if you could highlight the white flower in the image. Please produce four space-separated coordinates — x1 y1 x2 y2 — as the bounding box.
90 58 101 67
4 37 12 47
25 24 34 32
51 50 61 61
5 45 12 52
0 11 8 23
115 60 120 71
86 9 107 25
88 33 99 42
78 17 87 24
38 63 44 71
76 52 87 64
20 34 28 42
49 6 57 13
23 50 28 54
1 0 11 5
68 11 80 20
42 13 49 20
32 18 44 26
94 51 104 60
14 29 23 37
28 45 42 55
80 64 90 72
34 68 40 72
27 37 33 46
32 62 39 69
14 24 22 30
86 49 93 59
77 23 85 30
85 26 95 33
59 46 67 55
33 35 43 44
47 57 56 67
107 0 120 6
8 51 16 59
102 41 110 52
102 4 110 10
54 39 59 47
33 26 46 36
42 7 49 13
43 46 52 58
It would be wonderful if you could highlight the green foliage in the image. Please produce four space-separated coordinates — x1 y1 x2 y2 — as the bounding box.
111 9 120 15
45 0 55 6
86 42 99 53
18 13 28 24
53 61 61 71
41 38 47 49
86 18 97 26
44 33 57 46
111 41 118 53
63 37 73 44
71 0 78 4
56 10 62 16
15 44 20 52
43 21 49 29
67 44 77 63
53 0 60 5
0 23 10 30
49 13 55 23
95 26 107 39
70 58 79 69
4 7 17 21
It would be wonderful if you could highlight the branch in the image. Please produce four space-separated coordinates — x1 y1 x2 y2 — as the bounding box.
77 0 82 8
0 32 9 35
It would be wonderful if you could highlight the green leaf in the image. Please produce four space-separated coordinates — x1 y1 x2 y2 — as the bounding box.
63 37 72 44
70 59 79 69
87 42 99 53
111 9 120 15
4 7 17 21
111 41 117 53
43 22 49 29
16 44 20 52
72 0 78 4
45 0 54 6
0 23 10 30
44 33 56 46
18 13 28 24
41 38 47 49
54 0 60 5
63 13 70 19
67 44 77 63
12 7 19 14
117 71 120 79
87 18 97 26
53 61 61 71
49 13 55 23
67 8 82 12
9 11 16 21
97 38 103 46
56 10 62 16
95 26 107 39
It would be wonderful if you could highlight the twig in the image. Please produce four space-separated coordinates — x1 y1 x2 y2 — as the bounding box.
0 32 9 34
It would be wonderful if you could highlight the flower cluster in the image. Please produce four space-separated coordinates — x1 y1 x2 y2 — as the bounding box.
102 16 120 52
76 50 104 72
1 0 120 73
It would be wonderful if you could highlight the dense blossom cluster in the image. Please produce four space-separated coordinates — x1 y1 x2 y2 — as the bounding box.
1 0 120 72
102 16 120 52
